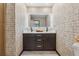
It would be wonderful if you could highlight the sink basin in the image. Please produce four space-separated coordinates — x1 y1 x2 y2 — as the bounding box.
23 27 56 33
36 30 43 32
30 27 48 32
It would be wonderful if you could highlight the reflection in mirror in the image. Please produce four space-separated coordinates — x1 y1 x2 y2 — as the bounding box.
29 15 50 27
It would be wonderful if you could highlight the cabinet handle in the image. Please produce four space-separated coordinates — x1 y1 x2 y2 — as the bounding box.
37 39 42 41
36 45 42 47
36 35 42 37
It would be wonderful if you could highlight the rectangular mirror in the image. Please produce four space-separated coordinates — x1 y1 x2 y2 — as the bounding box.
29 14 50 27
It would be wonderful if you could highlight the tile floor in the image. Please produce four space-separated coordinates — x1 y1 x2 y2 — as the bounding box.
21 51 59 56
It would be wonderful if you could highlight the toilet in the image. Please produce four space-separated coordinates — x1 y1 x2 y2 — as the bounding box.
73 43 79 56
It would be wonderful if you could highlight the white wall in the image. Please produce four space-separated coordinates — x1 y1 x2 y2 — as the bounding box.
15 3 27 55
25 5 54 31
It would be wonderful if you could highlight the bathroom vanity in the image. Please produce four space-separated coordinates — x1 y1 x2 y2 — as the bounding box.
23 33 56 51
23 13 56 51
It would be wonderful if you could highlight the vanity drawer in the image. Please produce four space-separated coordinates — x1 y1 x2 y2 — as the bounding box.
35 34 53 38
23 34 35 38
34 33 56 38
35 44 43 49
35 34 43 38
35 38 43 42
35 39 44 49
35 38 43 45
42 33 56 38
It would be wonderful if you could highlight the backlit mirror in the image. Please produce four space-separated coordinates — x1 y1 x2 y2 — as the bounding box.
29 14 50 27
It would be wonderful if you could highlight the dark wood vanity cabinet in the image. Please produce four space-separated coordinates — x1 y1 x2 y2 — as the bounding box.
23 33 56 51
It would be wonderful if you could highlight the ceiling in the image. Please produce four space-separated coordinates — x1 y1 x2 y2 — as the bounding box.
25 3 54 7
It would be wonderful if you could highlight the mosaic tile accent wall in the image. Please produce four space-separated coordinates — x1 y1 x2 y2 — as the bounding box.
73 4 79 41
5 3 16 56
5 3 27 56
53 3 79 56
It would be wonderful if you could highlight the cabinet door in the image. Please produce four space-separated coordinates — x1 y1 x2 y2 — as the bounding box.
23 37 35 50
44 37 56 50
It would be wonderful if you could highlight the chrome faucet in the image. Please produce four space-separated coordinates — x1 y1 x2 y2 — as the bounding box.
31 27 33 32
46 27 48 32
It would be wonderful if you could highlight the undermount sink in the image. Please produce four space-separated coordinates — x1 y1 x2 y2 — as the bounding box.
36 29 44 32
30 27 48 32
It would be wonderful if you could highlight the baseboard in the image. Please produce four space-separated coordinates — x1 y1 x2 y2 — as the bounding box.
56 50 61 56
19 50 23 56
23 49 56 51
19 50 60 56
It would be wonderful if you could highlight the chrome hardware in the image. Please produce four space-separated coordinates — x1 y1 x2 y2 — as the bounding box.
36 45 42 47
36 35 41 36
37 39 42 41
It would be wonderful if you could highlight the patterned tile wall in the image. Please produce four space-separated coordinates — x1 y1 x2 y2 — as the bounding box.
5 3 16 56
5 3 27 56
73 4 79 41
53 3 79 56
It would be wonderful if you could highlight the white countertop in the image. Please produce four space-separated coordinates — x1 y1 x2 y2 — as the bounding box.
23 27 56 33
23 31 56 33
